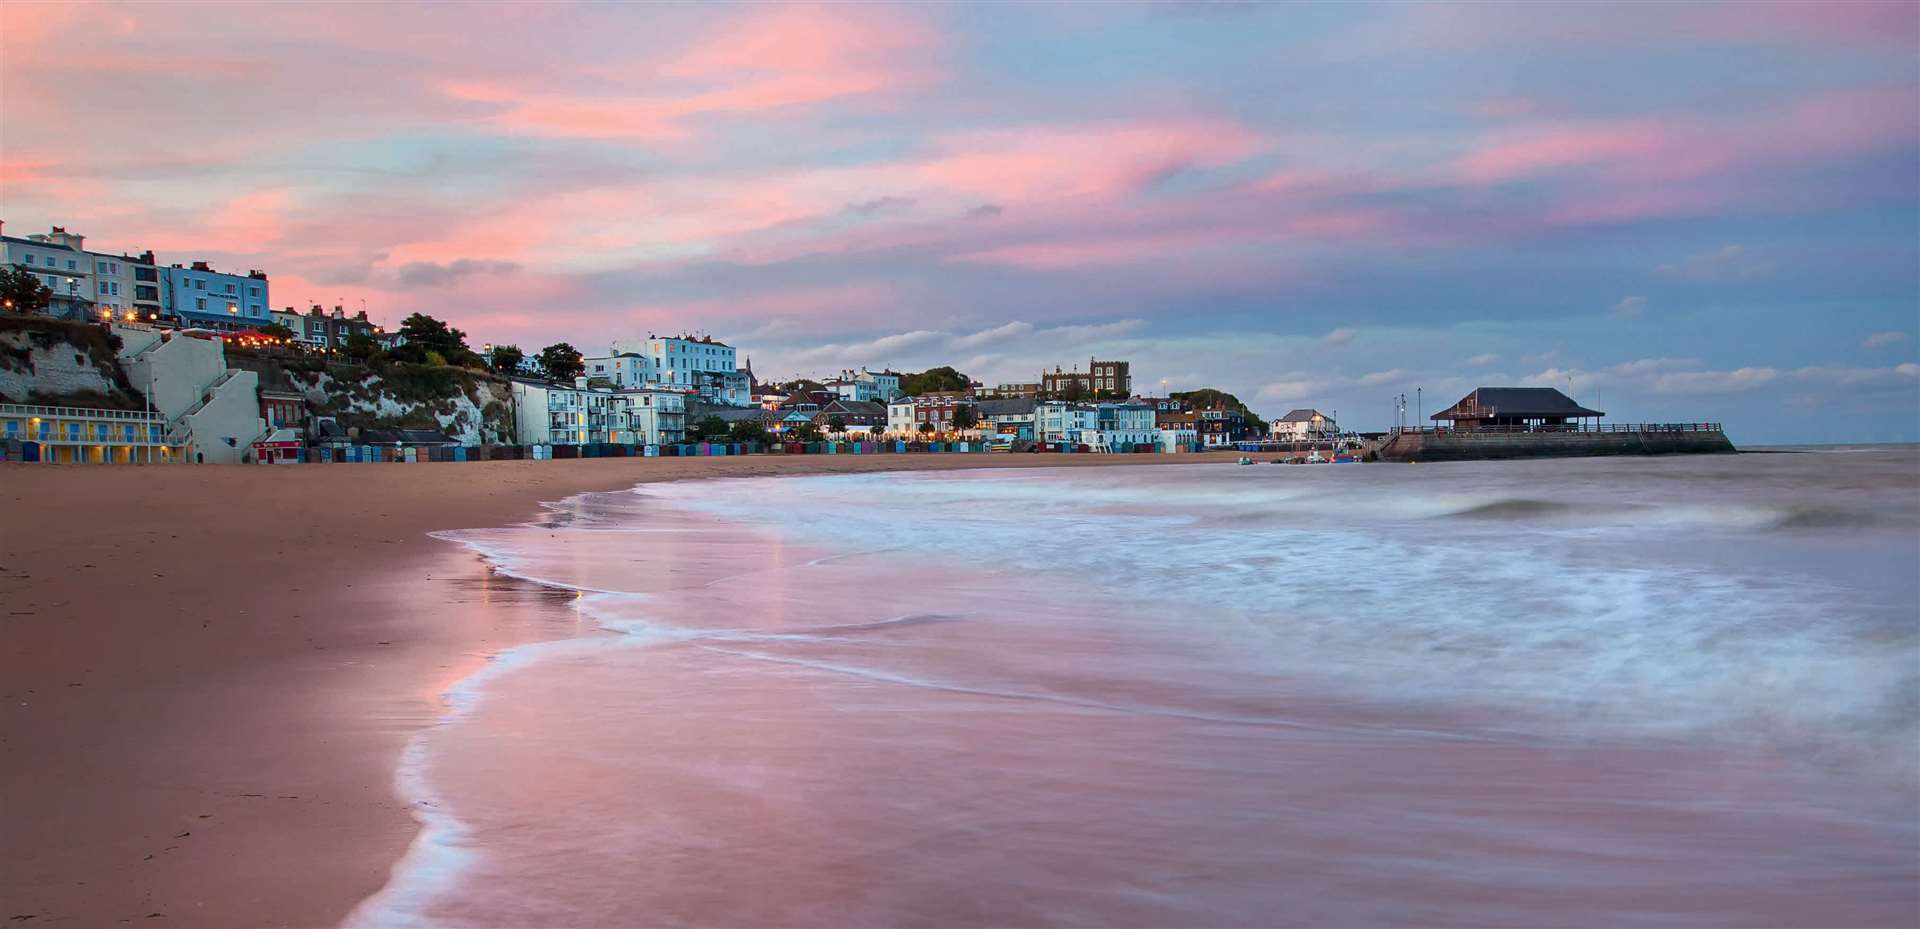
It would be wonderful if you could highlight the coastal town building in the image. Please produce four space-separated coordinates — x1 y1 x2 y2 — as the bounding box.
978 382 1041 400
975 397 1038 440
1041 359 1132 398
1086 400 1157 451
815 399 887 433
609 334 751 405
824 368 904 403
88 250 160 323
1430 387 1603 431
0 402 170 463
1272 409 1338 440
585 351 653 388
1 225 95 320
1036 400 1101 444
611 386 687 445
887 393 976 435
160 261 271 332
510 378 609 445
1196 407 1249 448
273 305 380 349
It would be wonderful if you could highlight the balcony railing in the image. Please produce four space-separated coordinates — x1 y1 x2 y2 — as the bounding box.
1392 423 1723 436
2 402 168 423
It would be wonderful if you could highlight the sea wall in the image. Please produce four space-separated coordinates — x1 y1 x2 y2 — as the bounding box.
1376 430 1736 462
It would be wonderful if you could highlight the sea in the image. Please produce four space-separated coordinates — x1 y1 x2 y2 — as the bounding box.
348 448 1920 928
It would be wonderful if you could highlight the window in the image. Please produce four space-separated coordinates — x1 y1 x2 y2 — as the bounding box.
3 421 15 438
124 424 136 440
99 281 109 294
22 252 32 263
111 283 119 296
196 297 207 311
225 283 236 295
96 424 109 441
45 256 54 267
195 279 206 290
66 259 76 270
44 275 56 288
97 261 109 273
67 423 80 441
249 286 259 297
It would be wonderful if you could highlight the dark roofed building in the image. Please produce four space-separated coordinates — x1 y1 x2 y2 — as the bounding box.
1432 387 1603 431
815 399 886 431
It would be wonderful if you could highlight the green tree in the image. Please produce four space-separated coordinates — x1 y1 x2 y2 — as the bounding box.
951 405 979 431
423 349 449 367
1056 380 1087 403
537 342 585 381
789 421 823 443
900 366 970 396
343 331 378 362
489 344 525 374
257 322 296 342
397 313 468 354
691 415 729 441
0 266 51 315
827 415 846 434
917 421 934 436
729 419 769 444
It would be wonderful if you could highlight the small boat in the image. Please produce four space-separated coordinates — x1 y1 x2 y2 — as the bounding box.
1306 450 1328 464
1238 456 1255 465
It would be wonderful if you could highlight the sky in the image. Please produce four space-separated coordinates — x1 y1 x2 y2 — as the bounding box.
2 1 1917 442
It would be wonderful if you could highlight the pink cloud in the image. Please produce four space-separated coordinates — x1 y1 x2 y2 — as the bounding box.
1450 121 1686 185
445 4 936 141
1687 0 1920 47
917 118 1266 202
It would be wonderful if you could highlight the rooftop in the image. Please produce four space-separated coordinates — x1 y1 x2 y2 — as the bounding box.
1432 387 1604 420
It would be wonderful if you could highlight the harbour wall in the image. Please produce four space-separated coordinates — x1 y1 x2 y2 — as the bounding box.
1376 430 1736 462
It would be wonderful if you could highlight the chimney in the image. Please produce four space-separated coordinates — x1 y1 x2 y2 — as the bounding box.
574 376 589 390
191 261 211 272
138 250 156 265
332 305 344 319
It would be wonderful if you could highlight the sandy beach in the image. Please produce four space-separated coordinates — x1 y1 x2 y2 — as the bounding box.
0 451 1238 928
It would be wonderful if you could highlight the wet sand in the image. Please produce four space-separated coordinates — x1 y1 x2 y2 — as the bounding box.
0 451 1236 928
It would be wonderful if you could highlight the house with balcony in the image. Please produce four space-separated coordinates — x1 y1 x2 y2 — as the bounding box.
0 402 172 463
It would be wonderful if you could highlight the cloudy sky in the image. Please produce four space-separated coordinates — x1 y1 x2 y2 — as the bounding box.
3 1 1916 441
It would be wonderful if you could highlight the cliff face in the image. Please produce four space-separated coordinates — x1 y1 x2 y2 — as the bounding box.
0 317 143 409
260 359 513 445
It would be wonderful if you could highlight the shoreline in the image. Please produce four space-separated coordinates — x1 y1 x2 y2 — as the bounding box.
0 451 1238 928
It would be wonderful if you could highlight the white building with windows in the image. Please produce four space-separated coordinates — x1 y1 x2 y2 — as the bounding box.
611 386 686 446
1036 400 1101 444
608 334 749 403
1271 408 1338 440
584 351 654 388
1 224 94 319
511 378 613 446
827 368 904 402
